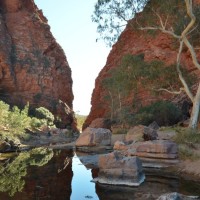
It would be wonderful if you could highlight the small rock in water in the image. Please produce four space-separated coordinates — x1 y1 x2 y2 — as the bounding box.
157 192 200 200
85 195 93 199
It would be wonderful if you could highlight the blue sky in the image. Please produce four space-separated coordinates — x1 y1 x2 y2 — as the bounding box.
34 0 111 115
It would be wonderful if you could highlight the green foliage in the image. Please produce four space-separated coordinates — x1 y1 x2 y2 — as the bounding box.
92 0 148 46
102 54 193 125
0 102 32 142
92 0 200 47
7 104 31 134
0 148 53 196
134 101 183 126
34 107 54 126
75 114 87 131
30 117 47 129
0 101 9 126
0 101 55 142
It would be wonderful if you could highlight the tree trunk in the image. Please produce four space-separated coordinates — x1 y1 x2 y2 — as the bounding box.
189 83 200 129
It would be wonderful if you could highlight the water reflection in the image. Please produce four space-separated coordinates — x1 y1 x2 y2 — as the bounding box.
0 149 199 200
0 148 54 196
71 153 99 200
0 148 73 200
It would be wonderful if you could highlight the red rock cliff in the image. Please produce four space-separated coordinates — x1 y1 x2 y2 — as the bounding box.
0 0 75 128
84 2 200 128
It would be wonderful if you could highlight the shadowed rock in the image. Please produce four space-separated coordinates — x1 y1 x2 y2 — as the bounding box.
94 151 145 186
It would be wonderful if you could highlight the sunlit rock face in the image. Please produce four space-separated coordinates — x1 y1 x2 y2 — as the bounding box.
0 0 74 128
84 2 200 129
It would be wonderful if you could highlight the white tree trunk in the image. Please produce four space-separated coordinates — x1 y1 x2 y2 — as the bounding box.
189 83 200 129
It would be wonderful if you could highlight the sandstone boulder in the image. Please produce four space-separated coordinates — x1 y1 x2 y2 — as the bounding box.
128 140 178 167
113 141 128 151
125 125 158 143
94 151 145 186
89 118 111 129
76 127 111 147
136 140 177 154
125 125 144 143
111 134 126 145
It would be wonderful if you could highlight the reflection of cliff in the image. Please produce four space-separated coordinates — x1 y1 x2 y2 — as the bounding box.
0 149 73 200
0 147 54 197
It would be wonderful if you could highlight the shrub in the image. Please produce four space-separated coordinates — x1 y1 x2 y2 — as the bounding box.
134 101 183 126
172 128 200 160
0 101 10 127
34 107 54 126
173 127 200 144
178 144 199 160
0 101 55 142
7 104 31 134
30 117 47 130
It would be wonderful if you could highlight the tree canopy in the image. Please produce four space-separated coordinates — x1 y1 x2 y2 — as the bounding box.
92 0 148 46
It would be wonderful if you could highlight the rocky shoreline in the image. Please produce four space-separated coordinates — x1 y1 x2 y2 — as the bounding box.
0 122 200 199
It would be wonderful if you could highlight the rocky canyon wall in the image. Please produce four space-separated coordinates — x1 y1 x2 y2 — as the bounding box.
84 2 200 128
0 0 75 128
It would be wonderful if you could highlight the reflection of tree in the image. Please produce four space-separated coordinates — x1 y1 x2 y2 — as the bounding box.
0 148 53 196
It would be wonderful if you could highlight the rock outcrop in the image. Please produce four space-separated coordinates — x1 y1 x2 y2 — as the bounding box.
75 127 111 147
114 140 179 168
93 151 145 186
84 2 200 129
0 0 74 128
89 118 112 129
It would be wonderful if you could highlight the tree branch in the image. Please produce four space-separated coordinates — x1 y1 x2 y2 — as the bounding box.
154 87 185 94
176 40 194 101
138 26 180 39
152 8 165 29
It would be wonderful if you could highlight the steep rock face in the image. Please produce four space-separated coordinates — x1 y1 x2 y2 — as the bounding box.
84 5 200 128
0 0 74 128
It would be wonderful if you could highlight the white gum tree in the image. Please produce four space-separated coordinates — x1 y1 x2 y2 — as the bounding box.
93 0 200 129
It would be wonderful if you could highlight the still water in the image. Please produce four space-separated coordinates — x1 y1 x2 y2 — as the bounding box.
0 148 200 200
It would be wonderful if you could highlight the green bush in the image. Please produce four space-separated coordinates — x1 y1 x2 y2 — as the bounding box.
35 107 54 126
7 104 31 134
0 101 10 127
134 101 183 126
0 101 55 142
30 117 47 130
